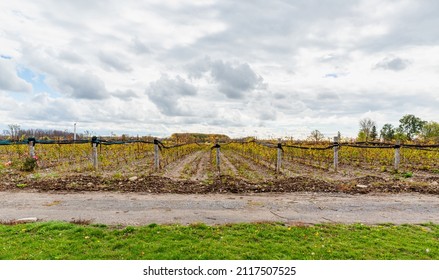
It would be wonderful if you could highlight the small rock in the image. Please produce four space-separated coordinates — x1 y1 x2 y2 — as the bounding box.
431 181 438 186
87 182 93 187
129 176 138 182
16 217 38 223
356 184 368 188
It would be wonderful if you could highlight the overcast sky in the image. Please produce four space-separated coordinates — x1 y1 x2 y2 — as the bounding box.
1 0 438 139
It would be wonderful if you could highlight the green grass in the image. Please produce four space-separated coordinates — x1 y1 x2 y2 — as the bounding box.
0 222 438 260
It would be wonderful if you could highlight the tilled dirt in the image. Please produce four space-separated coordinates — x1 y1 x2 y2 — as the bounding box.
162 150 204 180
1 173 439 195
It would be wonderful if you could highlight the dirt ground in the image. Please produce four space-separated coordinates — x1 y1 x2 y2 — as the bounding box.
1 172 439 195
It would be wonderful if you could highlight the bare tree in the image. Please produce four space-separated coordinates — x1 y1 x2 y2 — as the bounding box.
359 118 376 141
8 124 21 141
308 129 325 142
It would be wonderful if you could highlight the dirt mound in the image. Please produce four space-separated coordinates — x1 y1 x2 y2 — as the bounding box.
272 176 338 193
1 173 439 195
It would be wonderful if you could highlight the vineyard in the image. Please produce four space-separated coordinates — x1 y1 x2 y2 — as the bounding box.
0 138 438 195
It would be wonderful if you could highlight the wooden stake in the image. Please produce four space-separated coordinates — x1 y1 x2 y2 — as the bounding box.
394 140 401 172
28 138 35 158
154 139 160 171
276 138 282 174
333 136 339 172
92 142 98 170
215 141 221 175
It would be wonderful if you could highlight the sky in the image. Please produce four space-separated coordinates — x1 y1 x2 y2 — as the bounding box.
1 0 438 139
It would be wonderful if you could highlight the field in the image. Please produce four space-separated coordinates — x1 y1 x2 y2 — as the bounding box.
0 139 438 194
1 139 439 260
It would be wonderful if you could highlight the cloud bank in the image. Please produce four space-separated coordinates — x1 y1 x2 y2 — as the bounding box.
1 0 438 138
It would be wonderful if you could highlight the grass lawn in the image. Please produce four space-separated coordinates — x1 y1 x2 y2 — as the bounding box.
0 222 438 260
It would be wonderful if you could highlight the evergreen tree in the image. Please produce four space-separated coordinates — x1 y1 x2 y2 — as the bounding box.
370 125 378 141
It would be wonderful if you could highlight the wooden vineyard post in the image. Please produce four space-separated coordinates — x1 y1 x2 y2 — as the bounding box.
28 137 36 158
154 139 160 171
91 136 99 170
215 141 221 175
73 122 77 141
333 136 339 172
394 140 401 172
276 138 282 174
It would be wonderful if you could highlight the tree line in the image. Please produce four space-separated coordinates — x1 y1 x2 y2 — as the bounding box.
307 114 439 143
3 114 438 144
1 124 80 141
358 114 439 143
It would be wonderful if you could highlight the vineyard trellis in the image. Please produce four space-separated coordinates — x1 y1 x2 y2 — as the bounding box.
0 137 203 173
1 137 438 175
220 138 439 174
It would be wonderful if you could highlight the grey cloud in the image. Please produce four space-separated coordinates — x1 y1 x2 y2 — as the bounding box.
301 91 354 114
197 0 439 57
146 75 197 116
273 93 286 99
374 56 411 71
58 50 84 64
188 57 264 99
258 108 277 121
112 89 138 100
211 60 264 99
131 37 151 54
187 56 212 79
278 100 307 113
178 0 362 58
364 1 439 51
98 51 133 72
49 70 110 100
302 90 434 117
318 92 340 100
0 59 32 93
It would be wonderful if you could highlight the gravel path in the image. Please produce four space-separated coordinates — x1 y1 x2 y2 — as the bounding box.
1 191 438 226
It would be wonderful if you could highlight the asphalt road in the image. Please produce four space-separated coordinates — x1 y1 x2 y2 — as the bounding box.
1 191 439 225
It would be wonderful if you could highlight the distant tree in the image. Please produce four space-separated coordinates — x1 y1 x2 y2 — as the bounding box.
359 118 376 141
308 129 325 142
370 125 378 141
398 114 426 140
421 121 439 143
8 124 21 141
357 130 367 142
380 123 395 141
